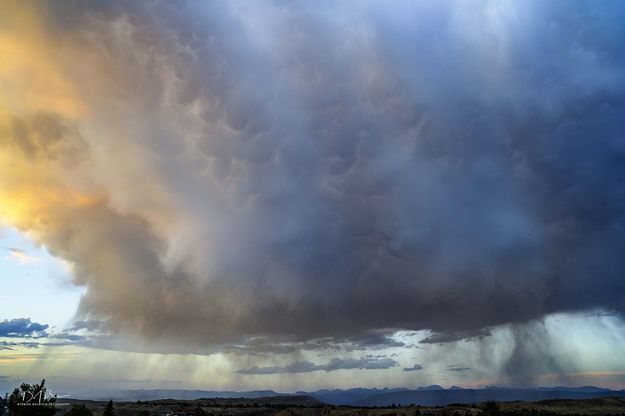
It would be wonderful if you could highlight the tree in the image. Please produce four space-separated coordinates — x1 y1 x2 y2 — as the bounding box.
103 400 115 416
482 401 500 416
64 403 94 416
8 379 56 416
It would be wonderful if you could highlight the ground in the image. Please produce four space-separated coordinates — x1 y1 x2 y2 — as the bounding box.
45 396 625 416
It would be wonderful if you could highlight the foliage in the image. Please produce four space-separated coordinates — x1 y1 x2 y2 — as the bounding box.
482 401 500 416
103 400 115 416
64 403 94 416
8 379 56 416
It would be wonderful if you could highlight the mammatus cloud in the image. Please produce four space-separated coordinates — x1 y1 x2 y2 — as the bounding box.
0 0 624 354
237 357 399 374
0 318 48 338
403 364 424 372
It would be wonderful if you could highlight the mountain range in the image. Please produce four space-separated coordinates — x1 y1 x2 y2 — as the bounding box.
62 386 625 406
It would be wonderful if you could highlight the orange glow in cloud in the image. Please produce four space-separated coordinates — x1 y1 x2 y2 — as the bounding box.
0 138 98 231
0 37 85 118
0 352 83 365
0 2 94 236
0 2 85 119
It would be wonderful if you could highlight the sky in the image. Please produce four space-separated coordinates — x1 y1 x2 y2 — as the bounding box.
1 0 625 394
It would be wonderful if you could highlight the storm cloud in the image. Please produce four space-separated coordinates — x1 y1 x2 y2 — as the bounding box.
1 0 624 351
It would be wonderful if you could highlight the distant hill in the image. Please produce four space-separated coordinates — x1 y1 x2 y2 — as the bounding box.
147 395 324 407
60 386 625 407
43 395 625 416
298 388 410 405
500 396 625 414
301 386 439 405
71 389 288 401
351 387 625 407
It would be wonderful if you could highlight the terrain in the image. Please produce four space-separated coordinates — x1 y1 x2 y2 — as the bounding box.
54 387 625 407
3 387 625 416
45 396 625 416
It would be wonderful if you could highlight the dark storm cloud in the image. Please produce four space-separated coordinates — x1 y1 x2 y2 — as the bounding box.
5 0 625 350
236 356 399 374
0 318 48 338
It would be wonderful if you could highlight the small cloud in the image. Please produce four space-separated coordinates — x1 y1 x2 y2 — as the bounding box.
67 319 104 332
0 341 40 349
0 318 49 338
0 339 86 349
4 248 43 265
236 356 399 374
403 364 424 372
446 364 471 372
52 333 86 342
344 333 405 351
363 354 387 359
420 328 492 344
236 365 284 375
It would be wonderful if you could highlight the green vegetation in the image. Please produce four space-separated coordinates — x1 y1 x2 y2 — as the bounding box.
103 400 115 416
2 390 624 416
65 403 94 416
7 379 56 416
482 402 500 416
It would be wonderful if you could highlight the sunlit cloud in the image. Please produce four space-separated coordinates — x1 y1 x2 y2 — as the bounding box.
4 247 43 265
